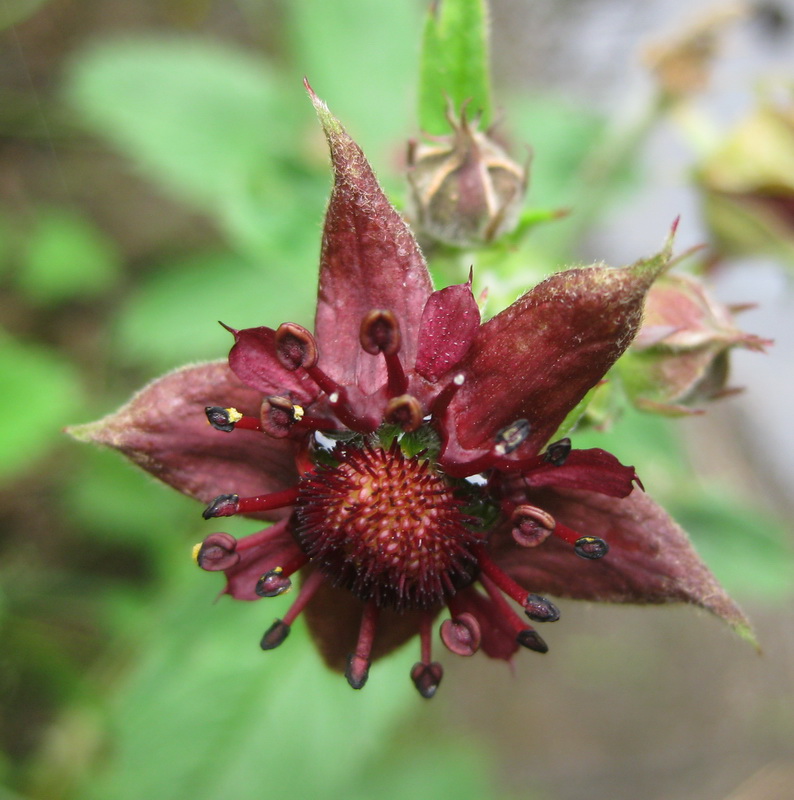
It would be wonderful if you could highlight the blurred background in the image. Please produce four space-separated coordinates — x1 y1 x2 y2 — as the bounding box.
1 1 792 799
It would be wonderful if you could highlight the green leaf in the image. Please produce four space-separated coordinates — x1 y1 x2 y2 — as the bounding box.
63 36 296 231
114 251 314 370
18 206 121 305
0 330 82 479
73 563 420 800
287 0 421 170
418 0 492 135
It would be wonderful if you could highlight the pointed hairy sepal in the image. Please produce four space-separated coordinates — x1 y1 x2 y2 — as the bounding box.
443 230 677 461
305 80 432 394
492 487 753 642
66 362 298 517
418 0 492 135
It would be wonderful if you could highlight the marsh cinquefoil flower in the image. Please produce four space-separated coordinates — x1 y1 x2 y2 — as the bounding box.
71 86 747 698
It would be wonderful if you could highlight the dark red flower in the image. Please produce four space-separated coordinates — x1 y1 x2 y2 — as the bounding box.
70 85 748 698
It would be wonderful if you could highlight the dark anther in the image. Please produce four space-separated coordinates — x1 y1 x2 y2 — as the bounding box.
359 309 401 355
385 394 423 432
255 568 293 598
494 419 531 456
260 395 299 439
410 662 444 699
260 619 291 650
440 613 481 657
345 654 370 690
516 629 549 654
511 505 556 548
194 532 239 571
205 406 240 432
544 437 572 466
523 593 561 623
574 536 610 559
202 494 239 520
274 322 318 370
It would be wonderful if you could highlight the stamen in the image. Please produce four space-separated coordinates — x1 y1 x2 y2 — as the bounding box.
206 406 262 432
274 323 318 370
516 629 549 653
494 419 531 456
440 612 481 656
260 620 291 650
430 372 465 418
260 396 300 438
260 569 325 652
359 310 401 355
476 548 559 624
205 406 243 432
193 532 240 571
360 310 408 396
255 552 309 597
410 661 443 699
510 505 556 548
384 394 423 432
552 522 610 559
544 437 572 466
345 601 379 690
479 572 548 653
574 536 610 559
202 487 300 519
523 593 561 623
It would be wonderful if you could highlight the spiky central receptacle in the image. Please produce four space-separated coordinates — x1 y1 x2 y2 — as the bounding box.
294 440 481 610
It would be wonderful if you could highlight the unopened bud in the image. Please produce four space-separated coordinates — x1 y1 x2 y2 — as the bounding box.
407 105 528 248
625 273 770 414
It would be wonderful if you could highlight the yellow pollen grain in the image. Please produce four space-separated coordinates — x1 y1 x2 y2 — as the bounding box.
225 407 243 423
191 542 202 564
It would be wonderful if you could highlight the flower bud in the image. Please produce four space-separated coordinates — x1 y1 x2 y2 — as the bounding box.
695 97 794 265
622 273 770 414
406 106 528 248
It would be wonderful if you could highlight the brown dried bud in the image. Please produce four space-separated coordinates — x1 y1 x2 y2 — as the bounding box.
407 105 528 248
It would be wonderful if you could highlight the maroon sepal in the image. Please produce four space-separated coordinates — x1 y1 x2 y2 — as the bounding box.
307 82 433 395
66 362 299 520
444 239 674 462
492 487 751 636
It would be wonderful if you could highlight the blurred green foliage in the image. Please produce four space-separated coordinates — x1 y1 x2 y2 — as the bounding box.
0 1 791 799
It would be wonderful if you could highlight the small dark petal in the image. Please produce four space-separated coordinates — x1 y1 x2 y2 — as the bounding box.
494 419 531 456
275 323 318 370
255 569 293 598
516 629 549 654
345 654 370 690
410 662 444 699
523 593 561 623
260 619 291 650
205 406 238 432
260 396 298 439
359 310 401 355
194 532 240 571
440 612 482 656
575 536 610 559
385 394 423 432
202 493 239 519
544 437 572 466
